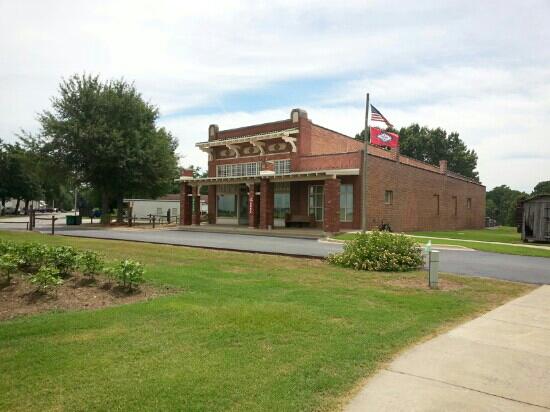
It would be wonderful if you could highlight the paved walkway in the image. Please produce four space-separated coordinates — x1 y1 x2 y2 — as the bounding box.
345 285 550 411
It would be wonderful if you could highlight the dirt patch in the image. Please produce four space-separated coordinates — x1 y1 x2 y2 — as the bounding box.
0 273 177 321
386 276 464 291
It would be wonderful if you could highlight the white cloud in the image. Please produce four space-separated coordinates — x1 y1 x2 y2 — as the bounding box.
1 0 549 192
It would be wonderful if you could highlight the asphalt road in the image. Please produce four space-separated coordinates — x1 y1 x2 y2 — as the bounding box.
1 221 549 284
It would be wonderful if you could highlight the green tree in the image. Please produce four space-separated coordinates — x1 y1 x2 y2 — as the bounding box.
0 141 42 214
356 124 479 180
486 185 527 226
38 74 178 223
532 180 550 196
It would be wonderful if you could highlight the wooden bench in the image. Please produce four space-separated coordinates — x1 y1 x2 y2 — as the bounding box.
285 213 315 228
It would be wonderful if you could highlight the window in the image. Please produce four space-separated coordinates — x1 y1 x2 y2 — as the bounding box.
384 190 393 205
216 162 260 177
217 194 237 217
172 208 178 217
274 159 291 174
274 183 290 219
156 207 163 216
340 184 354 222
467 198 472 209
452 196 458 216
308 185 324 221
434 194 440 215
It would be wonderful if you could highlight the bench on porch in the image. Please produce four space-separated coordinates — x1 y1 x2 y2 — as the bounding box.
285 213 315 228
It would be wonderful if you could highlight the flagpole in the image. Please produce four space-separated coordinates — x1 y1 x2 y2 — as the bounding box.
361 93 369 232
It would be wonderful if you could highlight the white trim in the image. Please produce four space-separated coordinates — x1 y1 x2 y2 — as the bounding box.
196 128 299 149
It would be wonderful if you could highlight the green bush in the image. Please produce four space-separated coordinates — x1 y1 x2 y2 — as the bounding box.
78 250 104 278
327 231 423 272
45 246 78 277
9 242 48 273
30 266 63 294
0 253 19 283
107 259 145 291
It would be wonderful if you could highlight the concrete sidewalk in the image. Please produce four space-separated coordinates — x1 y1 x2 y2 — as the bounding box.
345 286 550 411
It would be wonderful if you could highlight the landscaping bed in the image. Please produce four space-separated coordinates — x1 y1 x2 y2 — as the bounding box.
0 272 170 321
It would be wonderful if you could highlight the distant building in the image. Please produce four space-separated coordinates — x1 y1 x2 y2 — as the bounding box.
522 194 550 243
124 194 207 220
178 108 485 232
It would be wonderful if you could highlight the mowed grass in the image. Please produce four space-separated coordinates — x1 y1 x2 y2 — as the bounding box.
335 227 550 259
0 231 533 412
412 226 521 243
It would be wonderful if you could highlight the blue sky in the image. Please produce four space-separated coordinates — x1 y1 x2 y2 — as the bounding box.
1 0 549 192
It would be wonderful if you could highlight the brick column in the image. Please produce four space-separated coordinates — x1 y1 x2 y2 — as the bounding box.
259 179 274 229
208 185 216 224
180 182 192 225
192 186 201 225
323 178 340 233
248 183 257 228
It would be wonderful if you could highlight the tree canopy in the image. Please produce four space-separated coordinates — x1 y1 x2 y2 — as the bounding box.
486 185 528 226
532 180 550 196
356 124 479 180
38 74 179 222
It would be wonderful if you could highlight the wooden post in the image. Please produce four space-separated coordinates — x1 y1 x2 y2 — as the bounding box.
51 215 55 235
361 93 370 232
152 215 156 229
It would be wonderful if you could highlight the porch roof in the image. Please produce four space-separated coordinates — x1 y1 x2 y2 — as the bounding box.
195 128 299 149
177 168 359 186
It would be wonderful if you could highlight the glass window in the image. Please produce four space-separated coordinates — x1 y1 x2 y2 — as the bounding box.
467 198 472 209
217 194 236 217
156 207 163 216
340 184 353 222
172 208 178 217
217 162 259 177
384 190 393 205
308 185 324 221
274 182 290 219
274 159 291 174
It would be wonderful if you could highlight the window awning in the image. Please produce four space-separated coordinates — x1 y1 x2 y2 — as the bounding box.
176 168 359 186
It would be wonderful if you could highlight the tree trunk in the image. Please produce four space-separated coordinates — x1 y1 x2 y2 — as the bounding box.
1 198 5 215
24 199 30 215
116 195 124 223
101 192 111 225
14 198 21 214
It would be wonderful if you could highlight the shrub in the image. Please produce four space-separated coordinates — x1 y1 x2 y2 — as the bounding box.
327 231 423 272
45 246 79 277
78 251 104 278
30 266 63 294
9 242 48 273
107 259 145 291
0 253 19 283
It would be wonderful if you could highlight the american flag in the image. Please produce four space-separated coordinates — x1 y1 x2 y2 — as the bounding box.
370 105 393 127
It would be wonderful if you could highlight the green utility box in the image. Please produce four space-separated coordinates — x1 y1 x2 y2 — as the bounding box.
66 215 82 225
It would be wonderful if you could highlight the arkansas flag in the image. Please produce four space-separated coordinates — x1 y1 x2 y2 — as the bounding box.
370 127 399 148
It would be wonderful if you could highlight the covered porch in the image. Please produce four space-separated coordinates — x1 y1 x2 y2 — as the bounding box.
179 169 359 234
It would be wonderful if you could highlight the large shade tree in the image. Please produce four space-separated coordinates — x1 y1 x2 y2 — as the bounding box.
38 74 178 223
356 124 479 180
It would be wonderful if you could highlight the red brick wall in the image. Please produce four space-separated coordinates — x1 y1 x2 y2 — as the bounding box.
202 112 485 232
364 155 485 232
323 178 341 233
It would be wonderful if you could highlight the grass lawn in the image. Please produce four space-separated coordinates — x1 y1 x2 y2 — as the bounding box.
335 228 550 259
0 231 533 411
411 226 522 243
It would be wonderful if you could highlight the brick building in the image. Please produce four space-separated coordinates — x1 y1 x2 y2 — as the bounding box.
179 109 485 233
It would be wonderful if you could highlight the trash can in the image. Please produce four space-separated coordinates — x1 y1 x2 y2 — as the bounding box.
66 215 82 225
